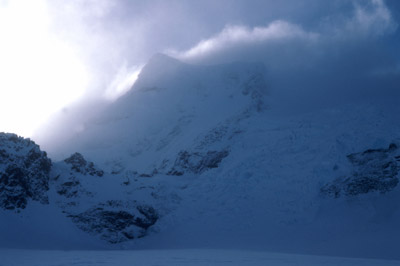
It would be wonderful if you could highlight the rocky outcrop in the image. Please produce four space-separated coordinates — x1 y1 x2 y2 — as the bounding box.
0 133 51 210
322 143 400 197
167 150 229 176
64 152 104 177
54 153 159 243
56 180 85 199
68 200 158 243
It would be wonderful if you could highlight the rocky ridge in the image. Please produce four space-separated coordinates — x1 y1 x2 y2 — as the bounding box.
68 201 158 243
0 133 51 210
0 132 159 243
321 142 400 197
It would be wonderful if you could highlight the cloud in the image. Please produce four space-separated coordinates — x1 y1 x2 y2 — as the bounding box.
347 0 397 36
41 0 397 106
173 21 319 61
164 0 399 113
33 0 400 153
173 0 396 62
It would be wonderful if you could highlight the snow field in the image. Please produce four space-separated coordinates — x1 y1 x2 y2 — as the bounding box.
1 249 399 266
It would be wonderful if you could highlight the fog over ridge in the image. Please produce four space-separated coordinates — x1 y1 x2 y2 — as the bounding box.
32 0 400 150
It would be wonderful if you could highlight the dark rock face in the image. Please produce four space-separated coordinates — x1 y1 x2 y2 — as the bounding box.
322 143 400 197
64 152 104 177
56 180 81 198
167 150 229 176
0 134 160 244
68 201 158 243
0 133 51 210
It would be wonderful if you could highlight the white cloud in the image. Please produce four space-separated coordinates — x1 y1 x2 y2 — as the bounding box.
173 21 319 61
345 0 397 36
171 0 397 63
162 0 399 114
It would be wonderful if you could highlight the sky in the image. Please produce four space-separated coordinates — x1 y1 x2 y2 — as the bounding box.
0 0 399 138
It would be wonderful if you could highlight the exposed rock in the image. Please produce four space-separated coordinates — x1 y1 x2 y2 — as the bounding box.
56 180 81 198
0 133 51 210
68 200 158 243
64 152 104 177
139 169 158 178
53 173 94 212
321 143 400 197
196 125 229 149
167 150 229 176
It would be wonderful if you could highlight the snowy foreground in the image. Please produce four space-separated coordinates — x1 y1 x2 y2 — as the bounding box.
1 249 399 266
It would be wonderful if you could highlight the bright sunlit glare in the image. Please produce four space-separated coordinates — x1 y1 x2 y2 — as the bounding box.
0 0 89 137
104 64 142 101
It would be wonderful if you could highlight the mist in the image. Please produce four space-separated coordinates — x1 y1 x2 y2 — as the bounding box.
32 0 400 152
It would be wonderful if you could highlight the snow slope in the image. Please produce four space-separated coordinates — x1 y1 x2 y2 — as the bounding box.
1 249 400 266
50 54 266 167
1 54 400 260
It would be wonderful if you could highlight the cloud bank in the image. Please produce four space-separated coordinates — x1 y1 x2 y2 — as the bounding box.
172 0 396 64
32 0 399 151
41 0 399 105
166 0 398 111
173 21 319 60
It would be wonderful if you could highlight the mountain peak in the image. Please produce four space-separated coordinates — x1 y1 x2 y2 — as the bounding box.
147 53 182 66
135 53 184 88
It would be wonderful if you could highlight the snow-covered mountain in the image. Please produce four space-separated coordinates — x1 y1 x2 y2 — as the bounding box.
1 54 400 259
